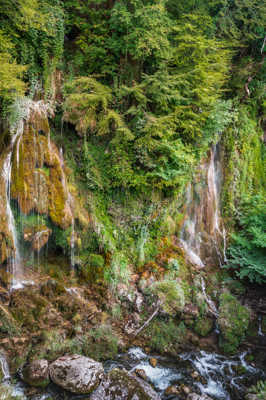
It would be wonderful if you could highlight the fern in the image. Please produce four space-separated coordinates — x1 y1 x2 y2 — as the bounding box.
249 380 266 399
224 195 266 284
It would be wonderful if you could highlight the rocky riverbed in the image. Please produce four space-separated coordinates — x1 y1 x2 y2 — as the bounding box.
1 346 265 400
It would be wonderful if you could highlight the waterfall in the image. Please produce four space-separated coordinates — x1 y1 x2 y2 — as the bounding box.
180 142 226 267
59 147 75 269
1 99 52 289
2 131 24 290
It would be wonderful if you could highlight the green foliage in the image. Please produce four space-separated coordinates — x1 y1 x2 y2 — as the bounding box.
150 279 185 315
194 317 213 337
224 195 266 284
0 0 64 103
249 380 266 400
88 254 105 268
218 292 250 353
82 325 119 361
41 325 119 361
146 318 186 353
104 252 131 292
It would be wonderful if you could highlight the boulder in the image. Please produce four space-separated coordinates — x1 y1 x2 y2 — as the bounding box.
90 368 160 400
21 359 49 388
49 354 104 394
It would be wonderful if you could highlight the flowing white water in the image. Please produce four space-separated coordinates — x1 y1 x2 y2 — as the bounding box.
258 315 265 337
180 351 259 400
1 99 52 290
180 143 226 268
2 133 24 290
59 147 75 269
180 182 205 268
200 276 219 317
0 353 10 381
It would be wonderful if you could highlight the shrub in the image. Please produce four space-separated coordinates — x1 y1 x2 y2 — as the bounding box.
104 252 131 293
88 254 105 268
147 318 186 353
150 279 185 315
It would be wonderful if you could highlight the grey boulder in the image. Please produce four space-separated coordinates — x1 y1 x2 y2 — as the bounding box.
49 354 104 394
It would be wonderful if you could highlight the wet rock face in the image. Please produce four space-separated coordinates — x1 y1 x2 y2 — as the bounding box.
11 120 73 229
90 368 160 400
21 359 49 388
23 226 52 252
49 354 104 394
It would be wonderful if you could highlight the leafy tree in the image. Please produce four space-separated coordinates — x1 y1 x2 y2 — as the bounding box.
0 31 27 103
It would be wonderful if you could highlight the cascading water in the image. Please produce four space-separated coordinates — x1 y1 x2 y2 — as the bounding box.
59 147 75 269
2 129 24 290
258 315 265 337
0 353 10 381
1 99 52 289
200 276 219 318
180 142 226 268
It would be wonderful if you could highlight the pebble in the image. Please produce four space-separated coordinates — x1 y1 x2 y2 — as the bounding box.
135 369 148 381
165 385 179 395
149 358 157 368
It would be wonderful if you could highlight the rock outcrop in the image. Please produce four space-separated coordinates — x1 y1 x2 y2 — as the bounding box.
49 354 104 394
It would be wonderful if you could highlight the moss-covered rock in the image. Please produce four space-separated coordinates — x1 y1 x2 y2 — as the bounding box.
21 359 50 388
218 292 250 353
10 289 49 330
150 279 185 315
194 317 213 337
91 368 160 400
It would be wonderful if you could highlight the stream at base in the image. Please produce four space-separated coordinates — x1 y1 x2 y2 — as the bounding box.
2 347 264 400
